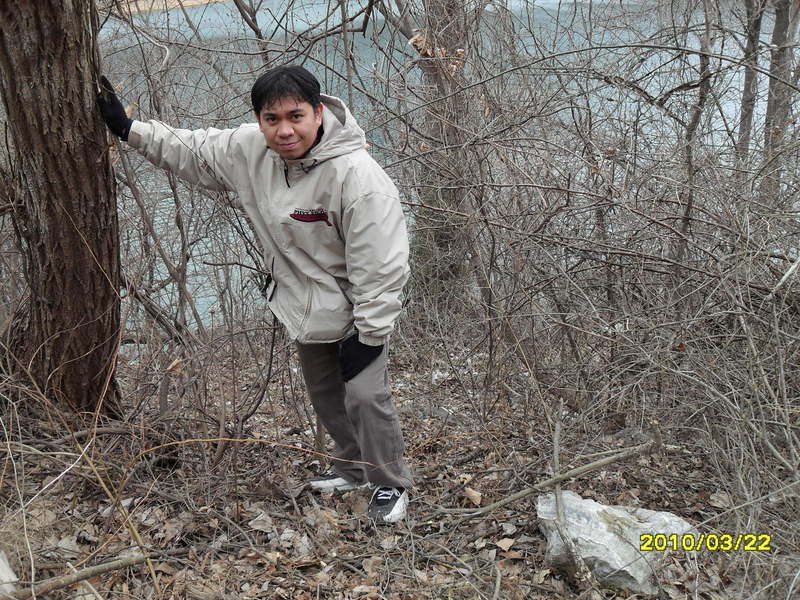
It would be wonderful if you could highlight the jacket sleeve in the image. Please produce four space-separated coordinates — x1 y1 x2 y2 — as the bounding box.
127 120 241 191
341 186 410 346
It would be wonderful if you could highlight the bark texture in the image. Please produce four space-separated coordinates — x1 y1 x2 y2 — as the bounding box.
0 0 121 414
760 0 799 204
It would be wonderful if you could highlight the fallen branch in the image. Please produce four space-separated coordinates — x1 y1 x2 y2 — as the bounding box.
47 426 131 446
4 549 187 600
438 440 657 517
67 562 104 600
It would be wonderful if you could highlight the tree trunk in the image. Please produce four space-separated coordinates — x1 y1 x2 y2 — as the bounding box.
760 0 799 205
735 0 766 168
389 0 476 293
0 0 121 415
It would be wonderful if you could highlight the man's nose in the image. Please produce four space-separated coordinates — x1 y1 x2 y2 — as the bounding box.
277 122 293 137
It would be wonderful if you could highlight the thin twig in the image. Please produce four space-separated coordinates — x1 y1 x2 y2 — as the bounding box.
552 399 598 589
45 426 130 446
491 564 502 600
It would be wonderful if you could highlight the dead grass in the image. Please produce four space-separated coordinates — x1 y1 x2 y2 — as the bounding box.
1 332 797 599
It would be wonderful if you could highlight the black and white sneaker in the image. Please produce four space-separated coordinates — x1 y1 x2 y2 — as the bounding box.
308 469 366 493
367 487 408 523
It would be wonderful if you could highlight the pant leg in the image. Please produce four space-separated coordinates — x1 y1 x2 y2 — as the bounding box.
296 341 365 483
345 344 414 489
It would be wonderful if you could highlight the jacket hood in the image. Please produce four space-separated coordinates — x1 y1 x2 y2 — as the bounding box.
281 94 367 168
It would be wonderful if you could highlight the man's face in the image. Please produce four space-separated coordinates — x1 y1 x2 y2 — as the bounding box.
257 97 323 160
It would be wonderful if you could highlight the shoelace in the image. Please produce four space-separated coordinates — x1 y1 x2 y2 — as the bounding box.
375 488 399 503
314 468 340 479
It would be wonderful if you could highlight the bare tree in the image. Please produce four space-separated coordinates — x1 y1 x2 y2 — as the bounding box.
1 1 791 594
0 0 121 415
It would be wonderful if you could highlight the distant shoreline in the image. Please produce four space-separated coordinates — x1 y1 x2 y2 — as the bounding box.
127 0 229 13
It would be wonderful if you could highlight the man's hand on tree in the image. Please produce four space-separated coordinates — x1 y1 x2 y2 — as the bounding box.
96 76 133 141
338 333 383 382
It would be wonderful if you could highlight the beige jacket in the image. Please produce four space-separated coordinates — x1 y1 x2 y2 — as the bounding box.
127 95 409 345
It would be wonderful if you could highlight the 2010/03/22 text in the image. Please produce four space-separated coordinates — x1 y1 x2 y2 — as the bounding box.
639 533 771 552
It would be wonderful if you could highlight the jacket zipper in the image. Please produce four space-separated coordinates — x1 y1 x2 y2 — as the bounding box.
267 256 277 301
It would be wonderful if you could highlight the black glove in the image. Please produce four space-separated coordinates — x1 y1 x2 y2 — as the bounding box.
338 333 384 382
96 75 133 141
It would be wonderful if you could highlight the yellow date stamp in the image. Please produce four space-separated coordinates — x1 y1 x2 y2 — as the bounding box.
640 533 772 552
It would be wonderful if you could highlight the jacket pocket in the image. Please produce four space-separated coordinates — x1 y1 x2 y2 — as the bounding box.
297 278 353 343
279 216 345 271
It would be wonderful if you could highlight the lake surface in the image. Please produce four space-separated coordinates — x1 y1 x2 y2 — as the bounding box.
99 1 771 326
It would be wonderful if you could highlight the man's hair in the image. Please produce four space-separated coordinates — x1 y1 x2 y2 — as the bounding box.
251 65 322 114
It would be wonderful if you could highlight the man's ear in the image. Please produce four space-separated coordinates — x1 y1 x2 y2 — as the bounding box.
314 102 324 123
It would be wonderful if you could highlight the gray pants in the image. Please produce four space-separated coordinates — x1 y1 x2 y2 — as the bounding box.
296 341 413 489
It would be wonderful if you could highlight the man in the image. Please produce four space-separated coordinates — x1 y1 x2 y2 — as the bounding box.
97 65 413 523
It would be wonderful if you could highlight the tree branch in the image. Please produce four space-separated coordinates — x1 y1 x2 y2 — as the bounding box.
6 554 147 600
438 440 658 517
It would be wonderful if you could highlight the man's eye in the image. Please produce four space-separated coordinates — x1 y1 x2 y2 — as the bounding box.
292 114 303 120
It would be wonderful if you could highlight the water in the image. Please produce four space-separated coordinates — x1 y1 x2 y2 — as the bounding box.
99 1 775 327
102 1 650 40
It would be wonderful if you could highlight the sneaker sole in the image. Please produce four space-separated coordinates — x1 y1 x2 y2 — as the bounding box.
368 492 409 523
309 481 367 493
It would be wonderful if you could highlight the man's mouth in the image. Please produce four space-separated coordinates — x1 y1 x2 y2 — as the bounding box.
279 141 299 150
